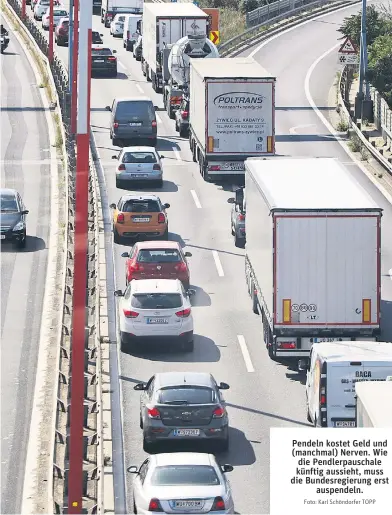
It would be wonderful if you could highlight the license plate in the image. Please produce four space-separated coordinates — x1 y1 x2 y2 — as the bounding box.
174 429 200 436
335 421 356 428
220 162 246 171
130 174 148 178
174 500 203 509
94 59 104 62
133 217 150 222
0 235 5 240
313 338 350 343
147 318 168 324
129 122 142 126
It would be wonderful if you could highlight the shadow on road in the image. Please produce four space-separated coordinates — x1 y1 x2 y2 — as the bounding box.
226 402 310 427
190 285 212 307
115 180 179 193
0 236 46 253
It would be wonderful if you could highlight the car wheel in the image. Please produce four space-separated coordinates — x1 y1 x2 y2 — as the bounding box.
113 228 121 244
133 500 137 514
112 138 120 147
120 332 131 352
234 234 245 248
129 43 134 52
143 437 155 454
16 232 27 249
139 414 143 429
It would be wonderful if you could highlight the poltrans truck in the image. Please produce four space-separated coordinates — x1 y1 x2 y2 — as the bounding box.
188 57 276 182
142 2 209 93
238 157 382 367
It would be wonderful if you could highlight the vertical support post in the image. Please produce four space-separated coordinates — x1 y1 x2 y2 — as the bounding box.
68 1 92 513
48 0 54 63
22 0 26 19
71 0 80 134
68 0 74 94
356 0 373 121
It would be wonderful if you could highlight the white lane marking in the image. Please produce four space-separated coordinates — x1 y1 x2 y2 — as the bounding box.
156 113 163 124
389 268 392 281
304 44 392 206
136 83 144 93
237 335 255 373
190 189 202 209
248 2 363 58
117 60 126 70
173 148 181 161
289 124 315 134
212 250 224 277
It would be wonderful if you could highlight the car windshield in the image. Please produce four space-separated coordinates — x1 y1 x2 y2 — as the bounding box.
151 466 220 486
122 200 160 213
137 249 181 263
122 152 157 164
0 195 18 212
131 293 182 309
115 101 154 122
92 48 112 56
158 387 215 405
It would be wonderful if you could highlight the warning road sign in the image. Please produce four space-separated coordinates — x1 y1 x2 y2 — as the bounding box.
338 36 358 54
337 53 359 65
209 30 220 45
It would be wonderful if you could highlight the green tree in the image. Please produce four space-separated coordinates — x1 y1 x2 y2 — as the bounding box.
338 6 390 47
240 0 260 14
367 34 392 108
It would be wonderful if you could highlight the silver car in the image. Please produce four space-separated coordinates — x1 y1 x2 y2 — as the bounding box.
112 146 164 188
128 452 235 515
134 372 230 454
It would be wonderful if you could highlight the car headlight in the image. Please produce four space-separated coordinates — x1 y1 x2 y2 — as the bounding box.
13 220 25 231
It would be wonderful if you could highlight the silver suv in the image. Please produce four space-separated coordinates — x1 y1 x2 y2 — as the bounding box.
134 372 230 453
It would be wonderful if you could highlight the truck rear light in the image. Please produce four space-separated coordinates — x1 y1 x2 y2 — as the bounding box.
147 408 161 419
123 309 139 318
212 406 225 418
153 164 161 171
157 213 165 223
152 120 157 128
117 213 124 223
181 110 188 119
278 342 296 349
211 497 225 511
209 165 220 171
113 121 119 129
118 164 125 171
175 308 191 318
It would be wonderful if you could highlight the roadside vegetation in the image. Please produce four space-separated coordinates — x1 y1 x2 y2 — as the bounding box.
338 4 392 108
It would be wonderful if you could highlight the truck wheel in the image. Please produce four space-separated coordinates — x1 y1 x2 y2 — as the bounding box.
192 145 197 163
306 407 312 424
169 108 175 120
251 283 258 314
179 126 187 138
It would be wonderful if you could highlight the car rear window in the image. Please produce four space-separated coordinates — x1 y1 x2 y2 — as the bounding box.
92 48 112 56
122 152 157 164
122 200 160 213
55 10 68 16
151 466 220 486
1 195 18 212
137 249 181 263
158 387 215 405
131 293 182 309
115 101 155 122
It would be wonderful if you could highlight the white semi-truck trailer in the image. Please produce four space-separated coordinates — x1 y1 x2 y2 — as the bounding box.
355 381 392 427
101 0 143 27
188 57 276 181
142 3 208 93
241 157 382 365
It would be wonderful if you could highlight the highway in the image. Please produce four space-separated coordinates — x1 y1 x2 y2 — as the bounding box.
23 0 392 513
0 19 52 515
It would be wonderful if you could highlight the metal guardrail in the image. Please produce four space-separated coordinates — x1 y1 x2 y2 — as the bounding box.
339 65 392 174
247 0 323 27
6 1 103 513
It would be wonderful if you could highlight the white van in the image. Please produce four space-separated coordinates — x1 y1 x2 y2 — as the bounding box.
304 341 392 428
122 14 142 52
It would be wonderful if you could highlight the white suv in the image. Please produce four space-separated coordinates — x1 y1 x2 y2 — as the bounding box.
115 279 194 352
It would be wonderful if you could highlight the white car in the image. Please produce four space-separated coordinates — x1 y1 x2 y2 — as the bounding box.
128 453 235 515
112 146 164 188
110 14 126 37
34 0 60 20
115 278 194 351
42 7 68 30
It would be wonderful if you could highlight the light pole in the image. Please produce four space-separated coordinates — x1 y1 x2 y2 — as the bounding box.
355 0 373 120
68 0 93 512
71 0 80 134
68 0 74 94
48 0 54 63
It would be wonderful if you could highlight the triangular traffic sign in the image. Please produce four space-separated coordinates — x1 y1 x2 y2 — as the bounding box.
338 36 357 54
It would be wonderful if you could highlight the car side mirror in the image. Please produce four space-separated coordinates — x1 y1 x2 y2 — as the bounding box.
222 464 233 473
113 49 117 53
121 252 129 258
298 359 309 372
160 155 165 159
105 105 111 111
154 105 158 111
127 465 138 474
114 289 123 297
218 382 230 390
21 210 29 215
163 203 170 209
184 252 192 257
109 203 116 209
227 197 235 204
112 155 118 159
133 383 146 391
100 33 103 36
187 288 196 297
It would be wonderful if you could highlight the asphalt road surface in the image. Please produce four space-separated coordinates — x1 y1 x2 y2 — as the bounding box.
24 0 392 513
0 19 51 515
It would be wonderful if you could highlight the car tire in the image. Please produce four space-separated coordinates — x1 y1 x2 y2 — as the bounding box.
143 437 155 454
234 234 245 248
115 178 122 189
120 332 131 352
113 228 121 244
129 43 134 52
169 108 175 120
16 232 27 249
231 223 235 236
112 137 120 147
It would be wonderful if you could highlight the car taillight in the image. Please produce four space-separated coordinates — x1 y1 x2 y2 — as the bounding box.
277 341 296 349
130 263 144 272
117 213 124 223
108 56 117 61
153 164 161 171
211 497 225 511
113 121 119 129
181 110 188 120
170 97 181 105
320 386 326 406
209 165 220 171
123 309 139 318
152 120 157 128
157 213 165 223
213 406 225 418
175 308 191 318
147 407 161 419
238 214 245 221
118 164 125 171
127 30 130 39
174 262 187 272
148 499 163 512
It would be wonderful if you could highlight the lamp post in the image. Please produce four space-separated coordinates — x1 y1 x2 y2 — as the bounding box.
68 0 74 94
355 0 373 120
71 0 79 134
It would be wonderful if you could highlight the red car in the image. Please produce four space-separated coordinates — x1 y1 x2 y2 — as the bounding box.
121 241 192 288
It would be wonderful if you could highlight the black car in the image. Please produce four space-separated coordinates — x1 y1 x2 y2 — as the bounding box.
92 30 103 44
174 97 190 138
0 188 29 249
91 46 117 77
